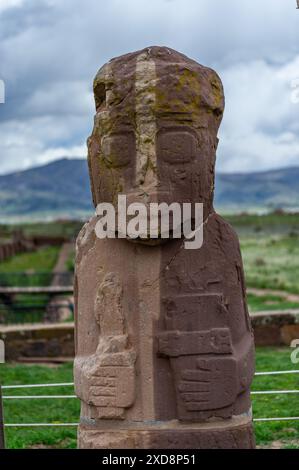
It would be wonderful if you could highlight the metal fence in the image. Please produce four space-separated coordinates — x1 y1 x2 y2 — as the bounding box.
0 384 5 449
1 369 299 448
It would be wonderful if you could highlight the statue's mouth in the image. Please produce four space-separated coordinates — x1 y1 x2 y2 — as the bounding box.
116 223 195 246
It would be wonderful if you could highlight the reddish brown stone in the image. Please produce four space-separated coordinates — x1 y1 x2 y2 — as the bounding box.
74 46 255 448
78 416 255 449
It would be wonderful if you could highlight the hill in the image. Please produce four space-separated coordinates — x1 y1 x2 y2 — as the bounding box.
215 166 299 212
0 158 298 219
0 158 91 219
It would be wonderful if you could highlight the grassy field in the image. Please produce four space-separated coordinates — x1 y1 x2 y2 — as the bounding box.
253 347 299 449
0 347 298 449
226 212 299 235
0 246 61 323
0 246 60 286
0 363 78 449
225 213 299 296
1 213 298 298
0 213 298 448
241 235 299 295
248 293 299 312
0 221 82 241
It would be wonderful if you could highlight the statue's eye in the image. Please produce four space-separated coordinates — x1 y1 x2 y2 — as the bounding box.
157 130 196 164
102 133 134 168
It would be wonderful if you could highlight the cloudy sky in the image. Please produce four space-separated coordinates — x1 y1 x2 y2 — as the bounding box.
0 0 298 174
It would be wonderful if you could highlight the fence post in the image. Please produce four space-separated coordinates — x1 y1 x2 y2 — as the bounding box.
0 384 5 449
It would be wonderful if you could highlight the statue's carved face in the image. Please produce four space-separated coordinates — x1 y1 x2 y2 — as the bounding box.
88 48 224 218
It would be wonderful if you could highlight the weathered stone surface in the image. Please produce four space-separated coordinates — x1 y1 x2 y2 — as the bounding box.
0 323 74 360
74 46 255 448
251 310 299 346
78 415 255 449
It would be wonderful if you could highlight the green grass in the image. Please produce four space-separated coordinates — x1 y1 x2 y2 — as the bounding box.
0 246 60 277
0 215 298 447
66 249 75 273
0 221 82 241
225 212 299 235
0 363 78 449
253 347 299 448
0 348 298 449
0 246 61 323
248 293 299 312
240 234 299 294
1 214 299 295
0 294 53 324
221 213 299 296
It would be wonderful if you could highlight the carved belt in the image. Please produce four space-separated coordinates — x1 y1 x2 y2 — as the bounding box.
157 328 233 357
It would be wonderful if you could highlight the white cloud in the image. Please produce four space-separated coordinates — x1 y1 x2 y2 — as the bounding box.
23 80 93 117
0 117 88 173
218 55 299 172
0 0 24 12
0 0 299 174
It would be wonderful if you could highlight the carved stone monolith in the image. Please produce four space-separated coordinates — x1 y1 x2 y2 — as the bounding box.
74 46 255 449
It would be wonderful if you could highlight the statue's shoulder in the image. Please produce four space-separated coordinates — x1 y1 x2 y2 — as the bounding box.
76 215 98 263
207 212 241 249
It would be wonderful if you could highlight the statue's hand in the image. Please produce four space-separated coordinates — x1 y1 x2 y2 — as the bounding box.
178 357 238 412
74 337 136 418
87 361 135 409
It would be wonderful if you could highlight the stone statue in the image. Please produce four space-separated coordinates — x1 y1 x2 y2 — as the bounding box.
74 46 255 449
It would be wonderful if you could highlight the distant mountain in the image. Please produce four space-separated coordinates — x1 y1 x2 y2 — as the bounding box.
0 158 298 220
215 166 299 211
0 159 92 219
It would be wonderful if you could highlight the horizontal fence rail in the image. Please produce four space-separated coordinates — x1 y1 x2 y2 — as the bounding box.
3 391 299 399
2 383 74 390
255 370 299 376
3 395 77 400
0 286 73 294
4 370 299 390
2 369 299 430
4 417 299 427
4 423 79 428
252 390 299 395
253 417 299 422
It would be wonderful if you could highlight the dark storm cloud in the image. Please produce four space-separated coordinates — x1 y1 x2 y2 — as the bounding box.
0 0 298 173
